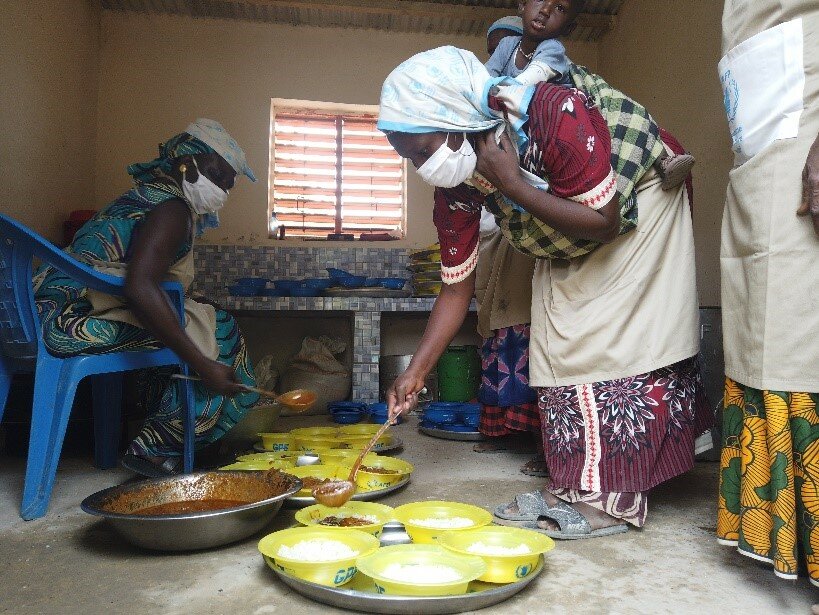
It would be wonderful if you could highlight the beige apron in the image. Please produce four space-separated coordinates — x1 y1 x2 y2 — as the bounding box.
720 1 819 391
475 231 536 339
85 248 220 360
528 166 700 388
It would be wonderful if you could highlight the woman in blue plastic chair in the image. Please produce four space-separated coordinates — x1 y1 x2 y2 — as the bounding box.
33 119 259 477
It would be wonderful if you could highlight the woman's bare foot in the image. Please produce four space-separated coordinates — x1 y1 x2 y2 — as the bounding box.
533 489 627 532
473 434 535 454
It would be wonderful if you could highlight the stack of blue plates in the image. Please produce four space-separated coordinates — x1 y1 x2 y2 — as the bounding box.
368 402 404 425
328 400 369 424
421 402 481 432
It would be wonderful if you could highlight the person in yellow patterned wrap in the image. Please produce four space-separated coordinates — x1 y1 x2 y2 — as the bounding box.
717 0 819 587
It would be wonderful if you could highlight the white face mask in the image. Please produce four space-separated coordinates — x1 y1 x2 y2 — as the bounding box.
416 133 477 188
182 158 228 215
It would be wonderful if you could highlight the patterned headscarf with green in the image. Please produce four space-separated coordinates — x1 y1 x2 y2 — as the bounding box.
126 132 218 235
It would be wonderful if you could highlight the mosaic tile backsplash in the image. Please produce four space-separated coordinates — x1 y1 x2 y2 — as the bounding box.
191 245 411 296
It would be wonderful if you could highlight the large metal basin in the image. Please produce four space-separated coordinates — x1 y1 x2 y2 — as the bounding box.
81 470 301 551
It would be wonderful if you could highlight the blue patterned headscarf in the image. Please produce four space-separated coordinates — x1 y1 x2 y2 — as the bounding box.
127 132 220 234
377 46 535 153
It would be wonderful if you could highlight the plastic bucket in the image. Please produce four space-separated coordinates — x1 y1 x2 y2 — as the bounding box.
436 346 480 402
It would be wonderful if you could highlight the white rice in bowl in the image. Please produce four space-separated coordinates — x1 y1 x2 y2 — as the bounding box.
408 517 475 529
277 539 358 561
380 563 461 583
466 542 530 556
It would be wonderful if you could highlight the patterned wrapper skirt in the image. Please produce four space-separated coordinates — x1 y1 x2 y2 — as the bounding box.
717 379 819 587
538 357 711 495
479 324 540 437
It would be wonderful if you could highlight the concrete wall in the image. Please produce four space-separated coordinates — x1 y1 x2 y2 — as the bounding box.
93 12 599 248
1 0 100 243
599 0 732 306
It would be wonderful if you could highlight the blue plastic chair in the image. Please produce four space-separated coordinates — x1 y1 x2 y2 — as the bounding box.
0 213 195 520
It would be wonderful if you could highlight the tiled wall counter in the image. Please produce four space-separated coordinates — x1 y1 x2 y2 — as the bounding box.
218 294 476 402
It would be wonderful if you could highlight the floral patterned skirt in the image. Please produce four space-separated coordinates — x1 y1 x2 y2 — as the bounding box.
479 324 540 437
537 357 711 493
717 379 819 587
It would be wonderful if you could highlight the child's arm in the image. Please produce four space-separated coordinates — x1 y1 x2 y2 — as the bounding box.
514 39 571 87
514 60 561 86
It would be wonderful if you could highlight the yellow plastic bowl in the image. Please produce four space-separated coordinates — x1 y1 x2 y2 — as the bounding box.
393 501 493 544
218 458 293 471
356 544 485 596
338 424 386 436
295 501 395 536
438 526 554 583
354 456 414 492
337 432 394 452
257 432 293 452
290 426 339 438
286 464 352 496
319 450 380 466
258 527 380 587
236 451 300 463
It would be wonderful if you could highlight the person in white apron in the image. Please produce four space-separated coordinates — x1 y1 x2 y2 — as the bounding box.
379 47 709 539
33 119 259 478
716 1 819 587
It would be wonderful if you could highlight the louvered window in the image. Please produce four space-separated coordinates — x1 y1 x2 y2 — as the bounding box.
270 101 406 239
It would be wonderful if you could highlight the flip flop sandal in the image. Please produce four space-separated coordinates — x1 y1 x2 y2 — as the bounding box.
520 456 550 478
494 490 553 522
521 499 629 540
121 453 182 479
659 154 696 190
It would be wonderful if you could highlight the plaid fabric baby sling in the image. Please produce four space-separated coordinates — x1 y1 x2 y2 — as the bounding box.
482 64 667 259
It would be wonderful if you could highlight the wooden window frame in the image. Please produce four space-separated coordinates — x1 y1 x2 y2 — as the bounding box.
269 98 407 240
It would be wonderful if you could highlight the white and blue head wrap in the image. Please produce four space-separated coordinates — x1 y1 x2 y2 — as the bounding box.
377 47 536 153
487 16 523 37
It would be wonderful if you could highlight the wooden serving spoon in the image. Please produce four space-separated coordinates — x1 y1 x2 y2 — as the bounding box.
170 374 316 412
312 418 393 507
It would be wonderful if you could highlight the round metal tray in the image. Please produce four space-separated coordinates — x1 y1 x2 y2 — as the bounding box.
419 426 485 442
254 436 404 454
284 475 410 508
270 555 543 614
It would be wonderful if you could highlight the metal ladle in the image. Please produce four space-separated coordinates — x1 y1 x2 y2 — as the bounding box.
311 418 393 507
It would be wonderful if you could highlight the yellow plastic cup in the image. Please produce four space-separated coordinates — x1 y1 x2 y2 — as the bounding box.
393 501 493 544
353 456 414 492
356 544 485 596
257 432 293 452
258 527 380 587
438 526 554 583
294 501 395 537
286 464 352 496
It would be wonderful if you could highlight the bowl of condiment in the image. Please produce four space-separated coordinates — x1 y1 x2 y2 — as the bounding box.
286 464 352 496
356 544 485 596
294 501 395 537
258 527 380 587
438 525 554 583
80 470 301 551
354 457 414 492
393 501 493 544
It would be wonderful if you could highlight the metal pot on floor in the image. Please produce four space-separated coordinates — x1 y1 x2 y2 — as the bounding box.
379 355 437 404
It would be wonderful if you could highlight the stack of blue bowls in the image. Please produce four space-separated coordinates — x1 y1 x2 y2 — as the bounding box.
328 400 369 424
421 402 481 432
368 402 404 425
